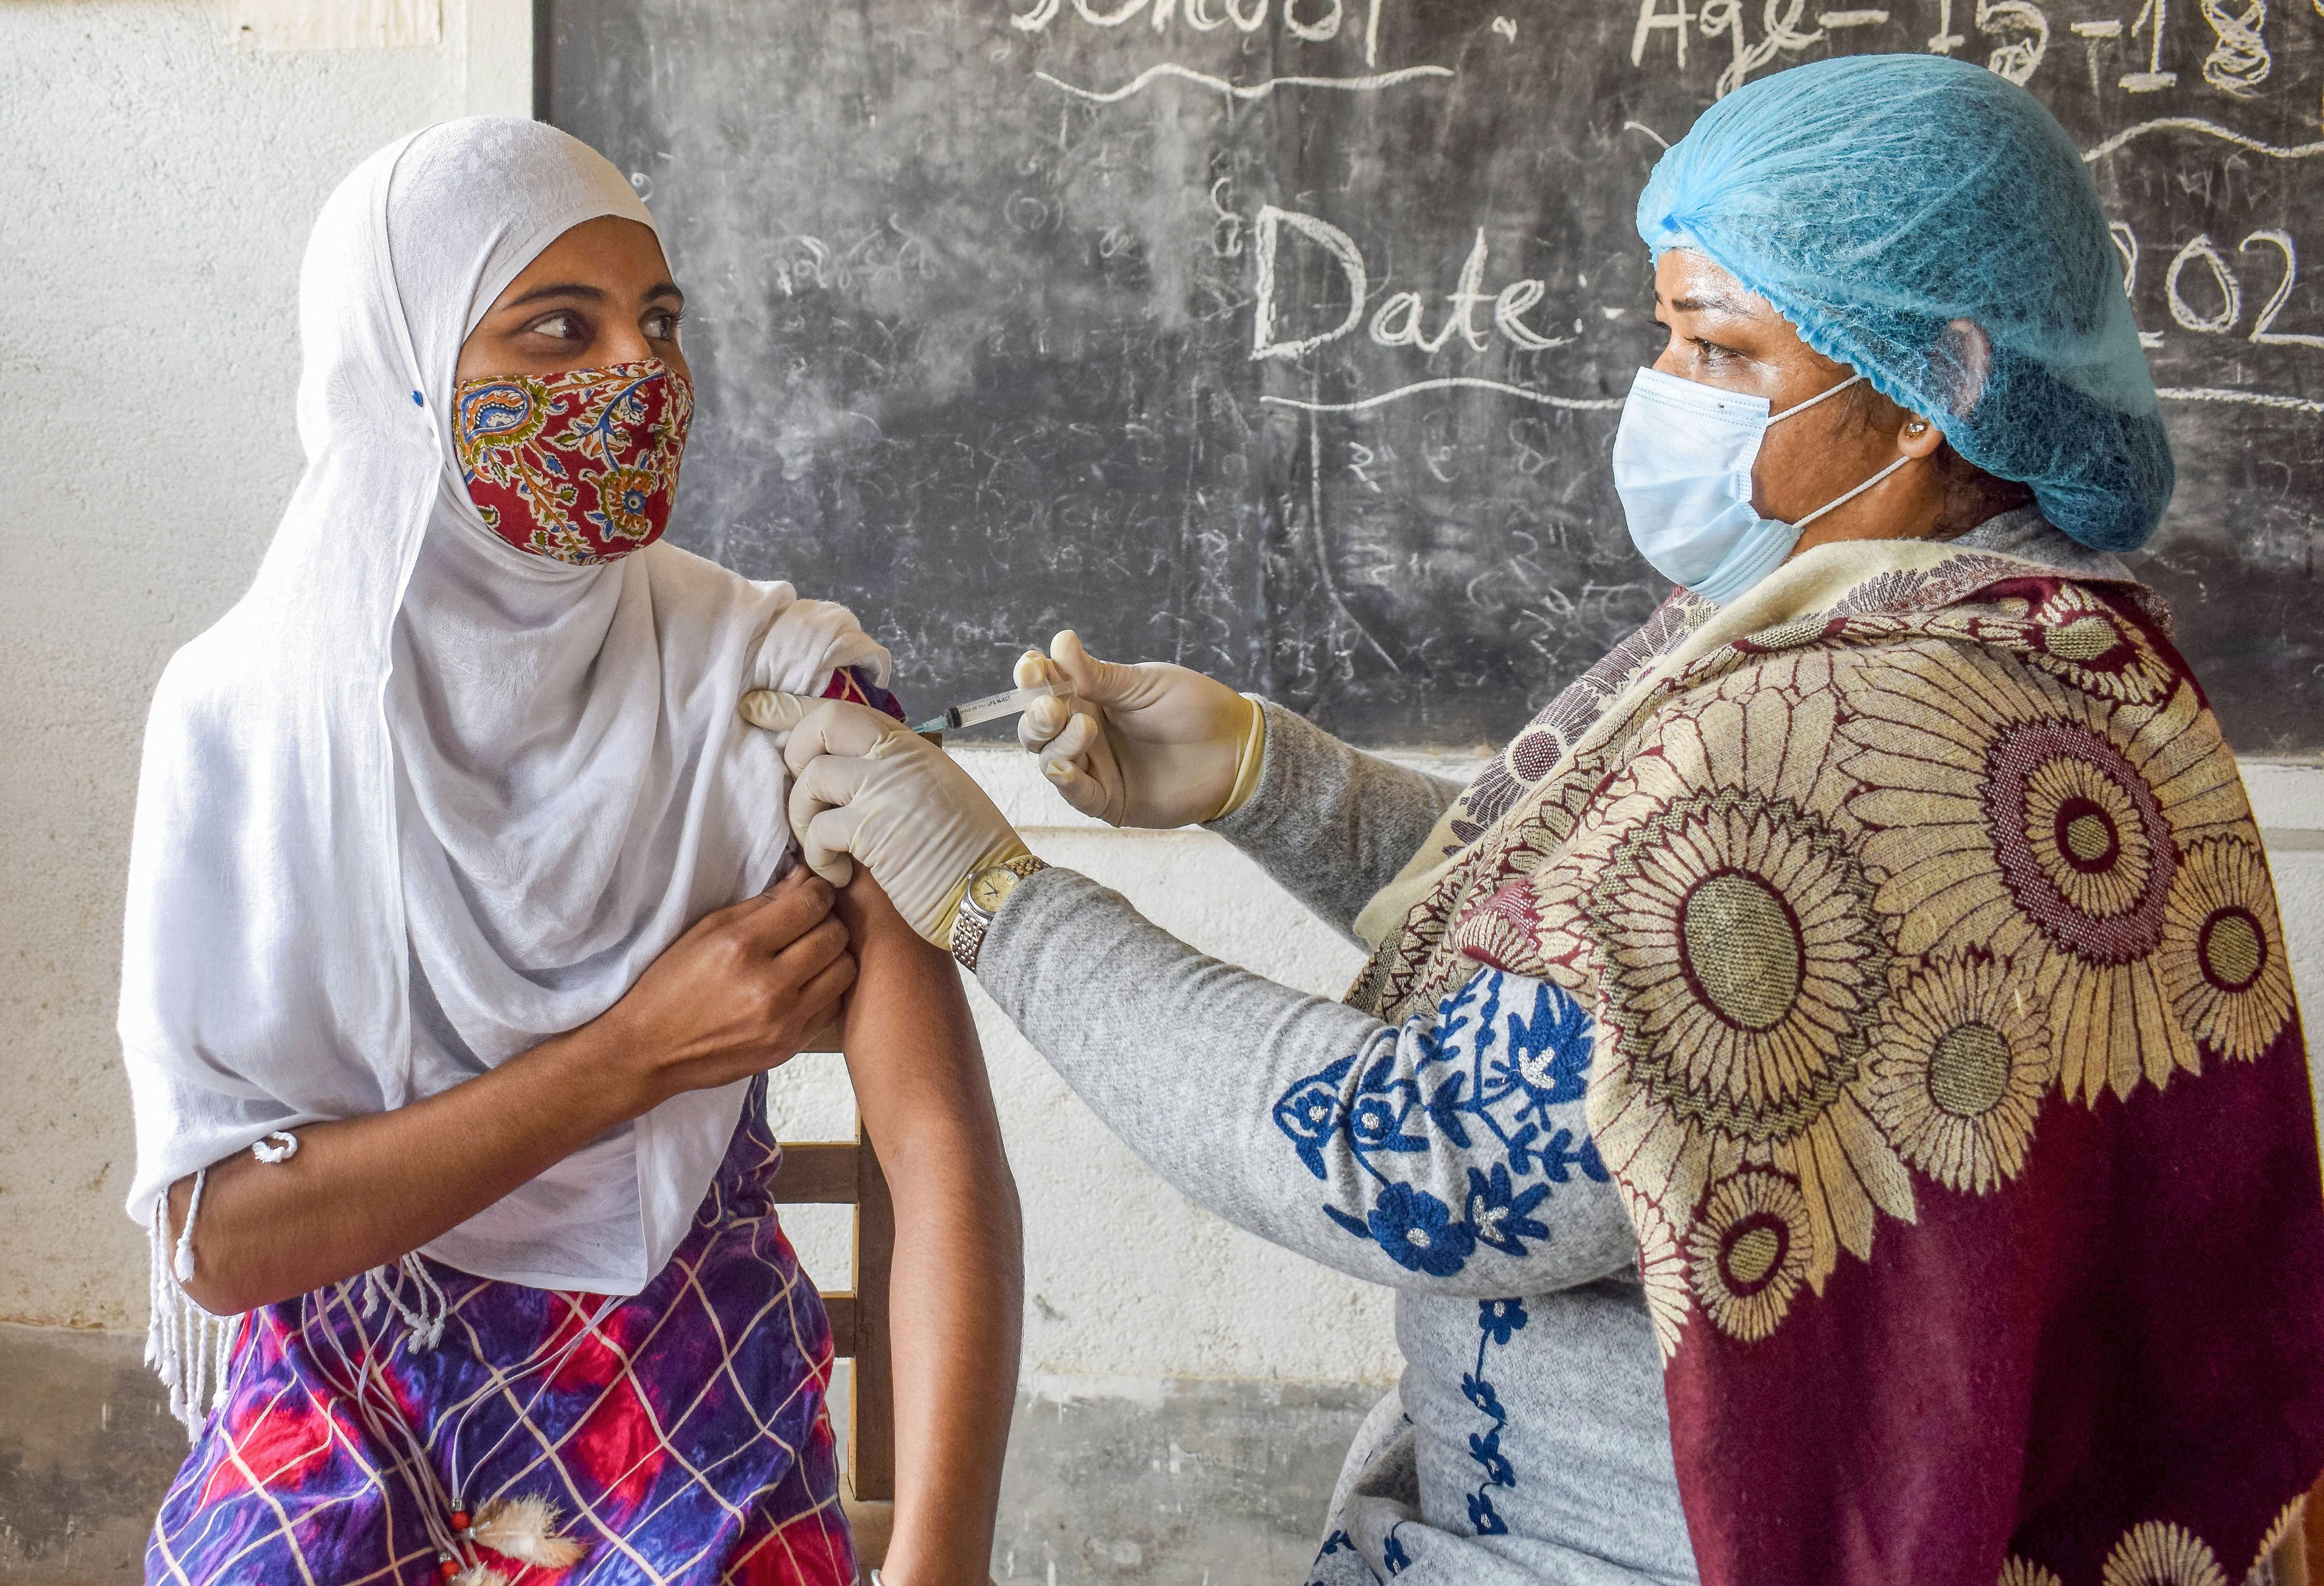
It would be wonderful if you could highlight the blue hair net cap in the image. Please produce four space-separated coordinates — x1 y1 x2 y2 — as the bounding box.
1637 54 2173 552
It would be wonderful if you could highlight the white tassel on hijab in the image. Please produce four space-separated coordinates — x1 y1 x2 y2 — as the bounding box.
119 118 885 1434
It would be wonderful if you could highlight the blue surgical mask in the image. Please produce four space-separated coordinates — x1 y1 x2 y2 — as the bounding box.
1611 366 1912 605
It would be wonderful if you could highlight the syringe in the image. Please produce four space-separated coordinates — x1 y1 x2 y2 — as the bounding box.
913 681 1067 736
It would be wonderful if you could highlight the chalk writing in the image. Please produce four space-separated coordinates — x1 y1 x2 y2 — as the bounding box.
1252 205 1369 360
1302 416 1400 669
2167 234 2242 332
1036 60 1452 100
1977 0 2048 81
1015 0 1394 64
1261 379 1626 413
1928 0 1968 50
1631 0 1694 65
1249 208 1571 364
2109 221 2166 347
1711 0 1826 96
2113 223 2324 351
2157 386 2324 412
2197 0 2269 91
2120 0 2178 88
2100 210 2324 381
1628 0 2318 102
2080 117 2324 161
2242 231 2324 350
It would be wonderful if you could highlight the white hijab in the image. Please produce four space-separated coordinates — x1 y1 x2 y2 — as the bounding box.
119 118 884 1302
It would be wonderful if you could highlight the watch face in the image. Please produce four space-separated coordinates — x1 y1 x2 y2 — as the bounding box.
969 869 1011 912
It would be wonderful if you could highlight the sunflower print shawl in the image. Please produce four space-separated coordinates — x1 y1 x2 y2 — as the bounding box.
1348 535 2324 1586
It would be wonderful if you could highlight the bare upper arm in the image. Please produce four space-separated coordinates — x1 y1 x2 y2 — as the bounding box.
833 873 996 1156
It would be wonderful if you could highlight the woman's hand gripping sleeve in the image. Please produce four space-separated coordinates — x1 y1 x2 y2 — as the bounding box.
975 867 1637 1297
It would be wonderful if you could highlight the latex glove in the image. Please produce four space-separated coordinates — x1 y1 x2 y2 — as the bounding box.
739 691 1028 947
1014 630 1264 829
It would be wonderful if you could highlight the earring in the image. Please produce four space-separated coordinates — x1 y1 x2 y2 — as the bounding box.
1907 420 1930 434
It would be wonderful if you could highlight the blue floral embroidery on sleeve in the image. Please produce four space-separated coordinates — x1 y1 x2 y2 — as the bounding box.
1305 1513 1415 1578
1380 1530 1411 1573
1464 1163 1549 1256
1306 1527 1381 1586
1461 1298 1527 1537
1359 1184 1475 1277
1273 969 1605 1277
1479 1294 1528 1346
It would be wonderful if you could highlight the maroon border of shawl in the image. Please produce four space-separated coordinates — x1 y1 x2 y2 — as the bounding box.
1668 1013 2324 1585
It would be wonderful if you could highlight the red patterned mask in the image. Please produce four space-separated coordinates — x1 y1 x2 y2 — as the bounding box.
452 359 693 564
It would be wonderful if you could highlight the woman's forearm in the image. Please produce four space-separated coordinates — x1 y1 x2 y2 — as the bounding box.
877 1122 1021 1583
166 1023 650 1315
168 874 854 1316
838 879 1022 1586
975 867 1637 1299
1204 700 1465 942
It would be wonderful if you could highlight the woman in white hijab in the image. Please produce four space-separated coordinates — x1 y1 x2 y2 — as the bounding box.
118 118 1018 1586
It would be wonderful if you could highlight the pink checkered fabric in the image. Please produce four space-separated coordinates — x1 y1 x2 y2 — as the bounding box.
146 1078 853 1586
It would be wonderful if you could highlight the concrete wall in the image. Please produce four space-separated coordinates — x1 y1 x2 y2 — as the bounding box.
0 0 532 1332
3 6 2322 1583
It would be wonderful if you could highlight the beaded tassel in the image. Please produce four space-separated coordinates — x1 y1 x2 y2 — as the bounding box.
469 1494 587 1568
146 1193 237 1439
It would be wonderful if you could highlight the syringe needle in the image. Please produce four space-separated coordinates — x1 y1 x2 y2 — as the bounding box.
913 681 1065 736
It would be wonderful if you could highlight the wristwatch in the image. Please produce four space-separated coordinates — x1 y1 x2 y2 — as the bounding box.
948 854 1049 971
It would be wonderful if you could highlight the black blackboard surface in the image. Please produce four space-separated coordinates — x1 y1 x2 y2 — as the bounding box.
545 0 2323 753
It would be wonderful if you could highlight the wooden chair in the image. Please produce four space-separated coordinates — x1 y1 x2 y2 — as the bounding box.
768 1124 896 1564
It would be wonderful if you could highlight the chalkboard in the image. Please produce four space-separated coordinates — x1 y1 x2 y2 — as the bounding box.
543 0 2323 753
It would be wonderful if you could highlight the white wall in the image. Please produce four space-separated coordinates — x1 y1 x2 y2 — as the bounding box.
2246 766 2324 1128
0 0 528 1328
1 3 2319 1404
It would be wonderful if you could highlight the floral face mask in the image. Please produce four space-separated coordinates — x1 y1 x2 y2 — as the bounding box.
452 359 693 565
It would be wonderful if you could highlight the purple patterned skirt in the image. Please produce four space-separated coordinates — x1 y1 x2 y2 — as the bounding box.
147 1078 853 1586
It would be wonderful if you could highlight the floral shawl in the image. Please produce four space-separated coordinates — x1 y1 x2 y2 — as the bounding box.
1348 536 2324 1586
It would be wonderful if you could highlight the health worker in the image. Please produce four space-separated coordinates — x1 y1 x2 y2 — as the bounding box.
752 54 2324 1586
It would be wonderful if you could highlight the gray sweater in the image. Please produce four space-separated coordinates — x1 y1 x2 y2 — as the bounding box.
975 703 1696 1586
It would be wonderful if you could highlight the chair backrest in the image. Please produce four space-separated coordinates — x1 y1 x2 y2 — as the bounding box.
768 1126 894 1503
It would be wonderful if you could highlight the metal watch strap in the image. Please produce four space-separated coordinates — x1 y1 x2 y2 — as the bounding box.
947 901 993 972
948 854 1048 971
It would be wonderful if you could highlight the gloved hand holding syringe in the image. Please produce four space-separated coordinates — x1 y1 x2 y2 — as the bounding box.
1010 632 1266 831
